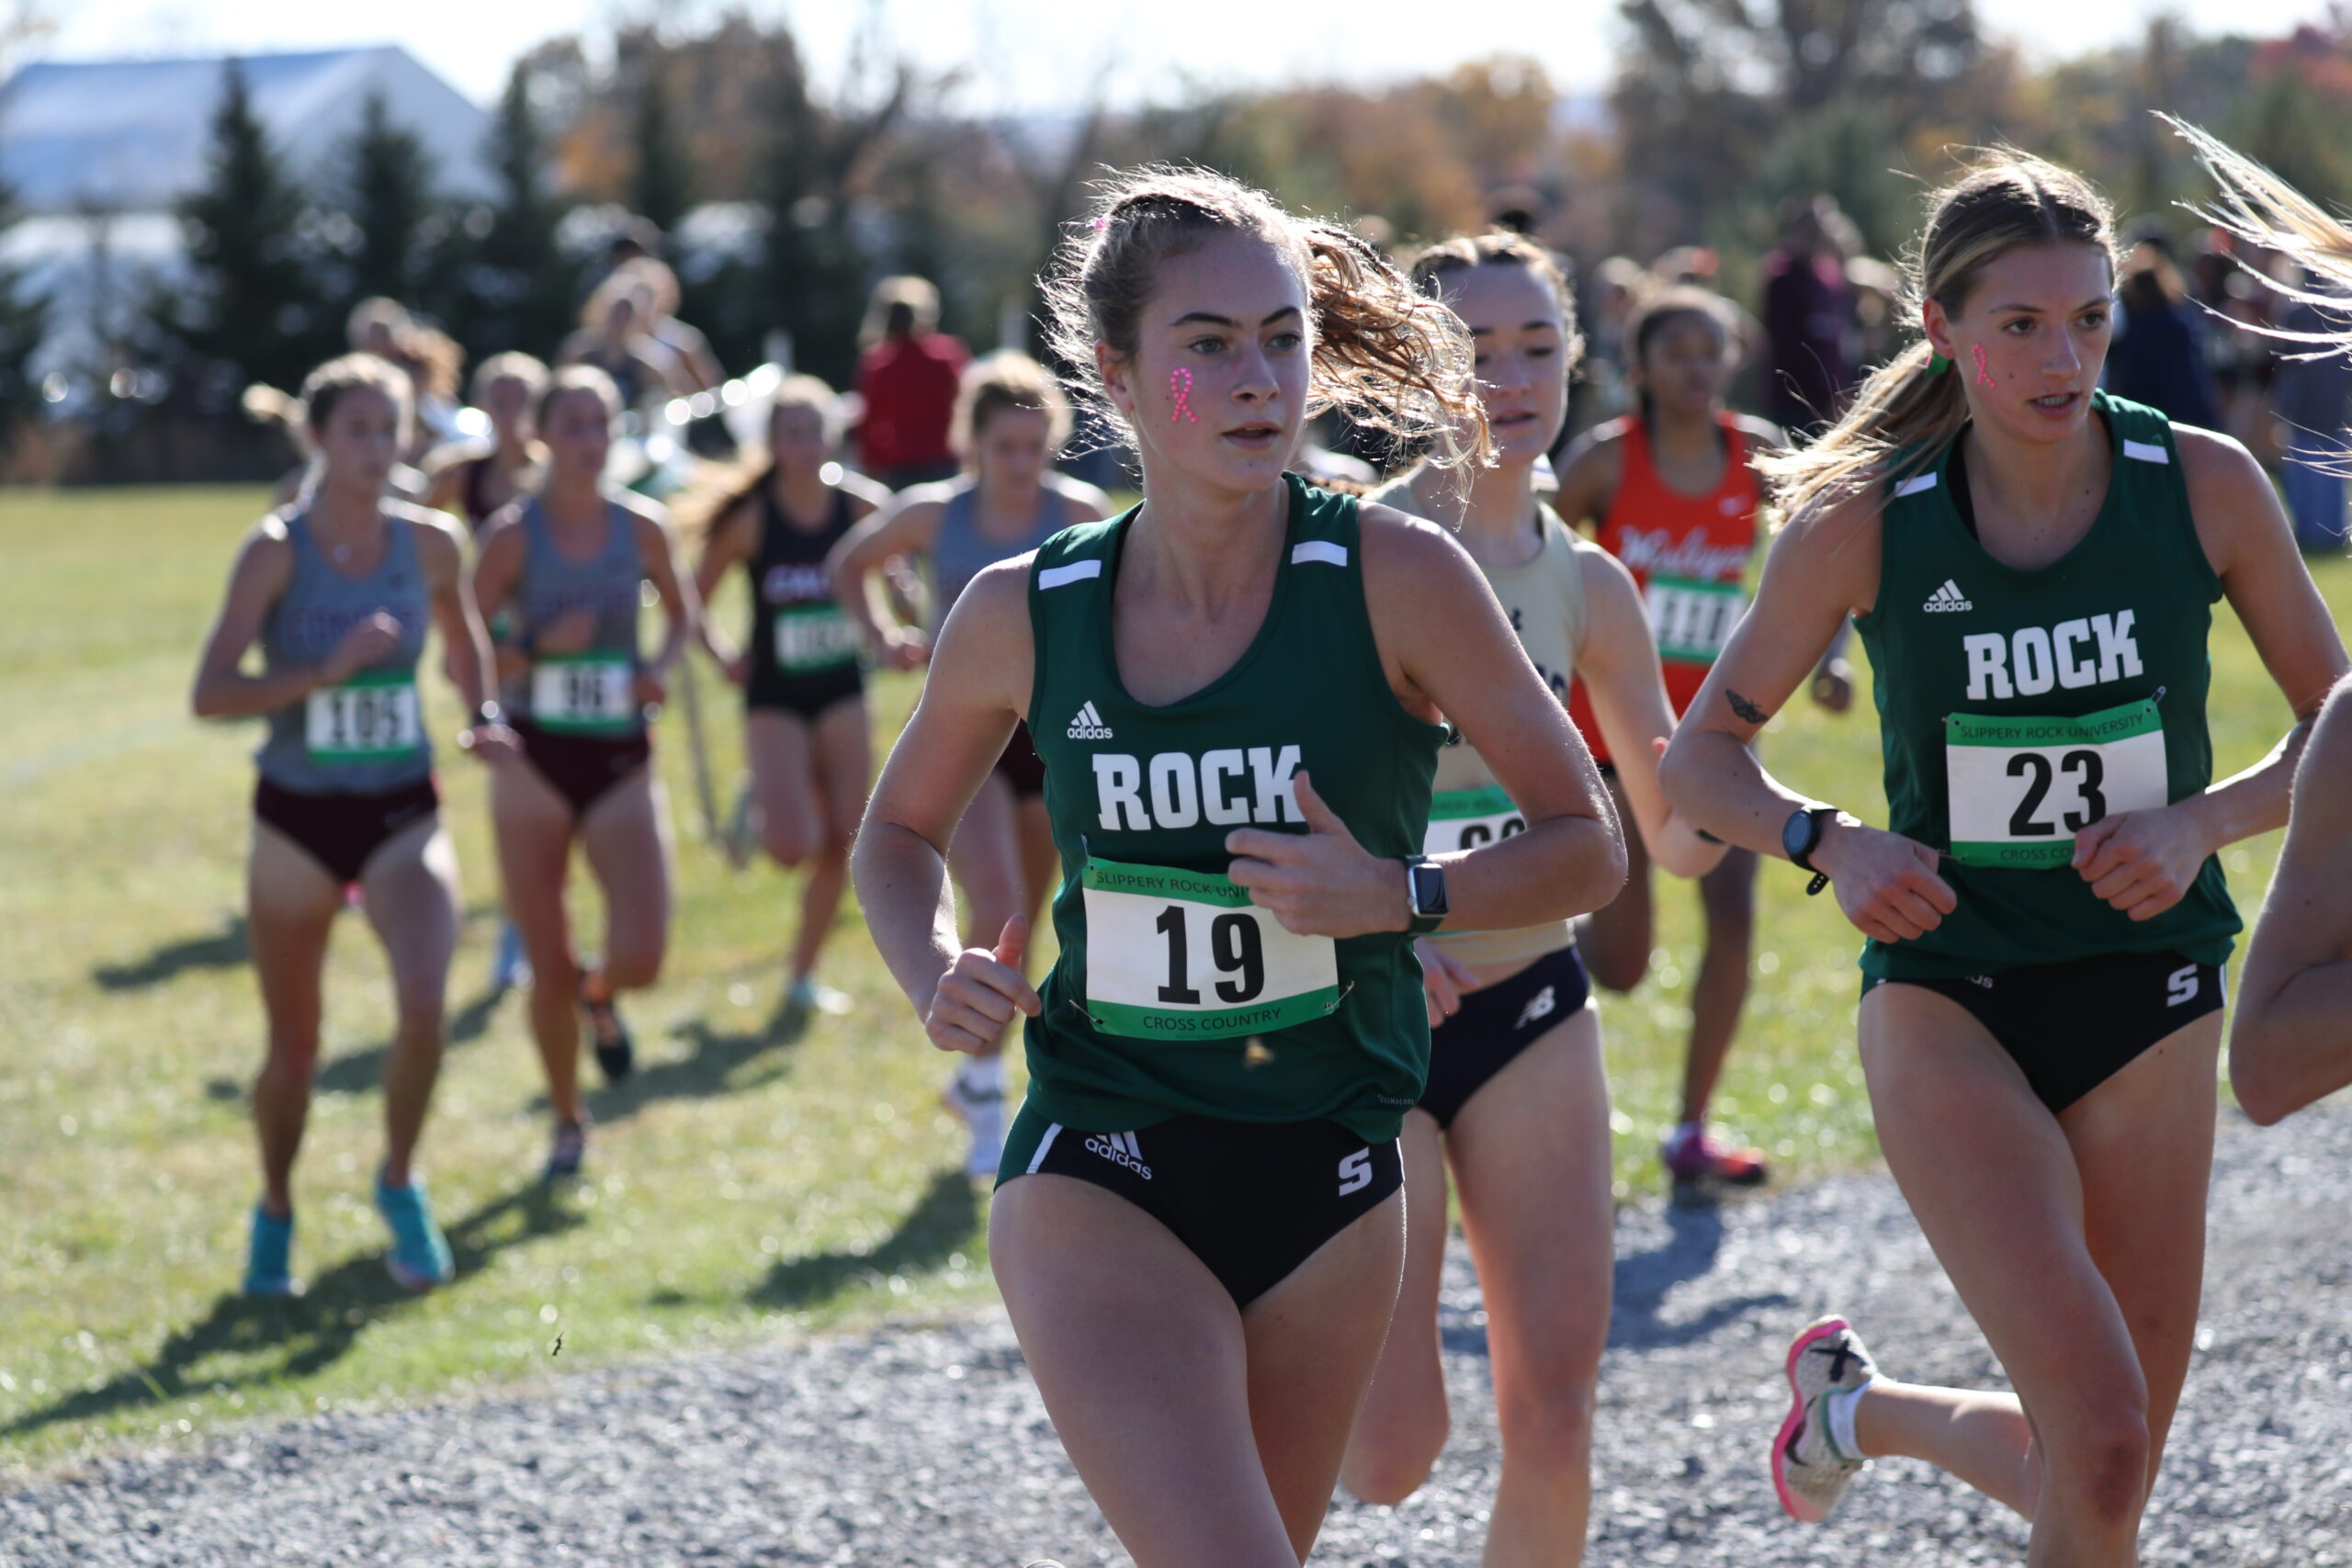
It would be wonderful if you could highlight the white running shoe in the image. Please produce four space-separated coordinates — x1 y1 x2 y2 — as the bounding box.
942 1066 1007 1179
1773 1314 1878 1523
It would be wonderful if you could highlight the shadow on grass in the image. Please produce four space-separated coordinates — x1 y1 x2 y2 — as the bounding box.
580 999 810 1126
750 1170 980 1313
0 1179 582 1444
93 914 248 992
202 986 508 1104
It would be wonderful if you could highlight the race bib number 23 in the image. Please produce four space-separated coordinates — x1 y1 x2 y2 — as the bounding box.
1080 858 1340 1039
1944 697 2167 868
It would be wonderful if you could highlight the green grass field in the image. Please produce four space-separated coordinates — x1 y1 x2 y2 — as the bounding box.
0 486 2339 1474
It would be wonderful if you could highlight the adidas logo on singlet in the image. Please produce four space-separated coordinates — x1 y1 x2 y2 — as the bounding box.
1068 701 1114 740
1084 1128 1153 1179
1924 580 1973 613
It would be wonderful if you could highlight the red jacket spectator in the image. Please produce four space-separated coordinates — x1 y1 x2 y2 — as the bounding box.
856 276 970 488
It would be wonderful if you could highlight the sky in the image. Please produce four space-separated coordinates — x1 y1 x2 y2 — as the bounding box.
32 0 2340 111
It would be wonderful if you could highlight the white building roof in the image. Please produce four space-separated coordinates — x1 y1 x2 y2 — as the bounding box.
0 46 494 215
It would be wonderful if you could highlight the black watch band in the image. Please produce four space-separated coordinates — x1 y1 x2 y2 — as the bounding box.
1784 806 1838 897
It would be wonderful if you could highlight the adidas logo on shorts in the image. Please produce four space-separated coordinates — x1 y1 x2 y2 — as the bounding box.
1084 1128 1152 1179
1923 579 1973 613
1067 701 1114 740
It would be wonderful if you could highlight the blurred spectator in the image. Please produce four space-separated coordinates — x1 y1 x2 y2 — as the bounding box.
558 274 688 412
614 257 724 392
1845 255 1905 375
1759 193 1856 435
855 276 969 490
2105 242 2222 430
2272 275 2352 552
344 297 462 458
1565 254 1647 444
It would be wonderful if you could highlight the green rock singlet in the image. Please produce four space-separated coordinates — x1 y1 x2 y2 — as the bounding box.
1855 390 2239 981
1023 473 1448 1142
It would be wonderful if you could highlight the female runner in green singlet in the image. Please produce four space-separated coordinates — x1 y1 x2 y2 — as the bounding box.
1661 152 2345 1562
2166 121 2352 1123
853 171 1626 1568
1341 232 1719 1566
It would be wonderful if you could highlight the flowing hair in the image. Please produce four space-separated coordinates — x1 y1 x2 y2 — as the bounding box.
2167 115 2352 361
1761 150 2118 525
1040 165 1489 468
670 374 843 543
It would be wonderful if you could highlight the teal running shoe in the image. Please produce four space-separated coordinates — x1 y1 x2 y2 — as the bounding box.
374 1173 455 1292
243 1204 300 1298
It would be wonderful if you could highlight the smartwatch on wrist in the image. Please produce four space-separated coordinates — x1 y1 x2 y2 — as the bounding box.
1404 855 1448 935
1781 806 1839 897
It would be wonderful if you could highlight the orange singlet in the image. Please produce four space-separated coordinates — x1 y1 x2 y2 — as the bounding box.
1567 412 1761 765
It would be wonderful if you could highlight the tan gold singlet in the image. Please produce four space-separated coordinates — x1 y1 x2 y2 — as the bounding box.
1370 478 1593 968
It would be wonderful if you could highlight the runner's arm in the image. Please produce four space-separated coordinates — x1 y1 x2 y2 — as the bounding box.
1355 506 1627 931
692 502 754 671
1574 547 1724 878
189 523 336 719
469 509 534 685
629 501 700 682
828 491 944 651
411 510 497 717
2068 431 2347 919
2230 677 2352 1123
852 558 1040 1052
1549 431 1621 534
1660 492 1957 943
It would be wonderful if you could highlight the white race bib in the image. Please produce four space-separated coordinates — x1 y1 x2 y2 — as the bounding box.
1080 858 1340 1040
304 676 423 763
1645 575 1747 664
531 656 636 733
1945 698 2167 868
773 604 860 673
1423 784 1525 857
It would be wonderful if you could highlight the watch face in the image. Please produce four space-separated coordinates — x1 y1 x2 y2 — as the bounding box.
1783 809 1815 863
1411 863 1448 916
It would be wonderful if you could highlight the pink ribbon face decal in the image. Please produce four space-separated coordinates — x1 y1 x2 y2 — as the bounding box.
1170 367 1199 424
1972 343 1996 389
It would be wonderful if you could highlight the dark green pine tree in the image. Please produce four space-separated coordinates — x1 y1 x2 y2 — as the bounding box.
449 60 580 360
341 90 440 308
0 175 49 440
755 49 866 386
160 58 333 393
628 64 692 237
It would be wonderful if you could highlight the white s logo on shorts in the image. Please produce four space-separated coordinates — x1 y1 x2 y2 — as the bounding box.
1337 1148 1374 1197
2165 965 2199 1008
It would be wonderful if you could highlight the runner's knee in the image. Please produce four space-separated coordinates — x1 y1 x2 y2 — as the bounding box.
1494 1364 1599 1470
2047 1398 2152 1525
761 814 819 868
602 931 666 991
1343 1416 1448 1506
1582 936 1647 995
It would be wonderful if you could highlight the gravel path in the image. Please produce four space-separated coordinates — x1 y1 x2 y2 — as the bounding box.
7 1100 2349 1567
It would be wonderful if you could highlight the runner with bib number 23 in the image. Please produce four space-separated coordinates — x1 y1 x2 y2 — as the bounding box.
1659 151 2344 1563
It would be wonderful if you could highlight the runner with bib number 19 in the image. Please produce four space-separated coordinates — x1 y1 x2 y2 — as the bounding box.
1554 284 1840 1196
1658 151 2346 1564
852 168 1624 1568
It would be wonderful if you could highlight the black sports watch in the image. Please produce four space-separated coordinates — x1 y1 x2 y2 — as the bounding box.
1404 855 1449 934
1782 806 1839 897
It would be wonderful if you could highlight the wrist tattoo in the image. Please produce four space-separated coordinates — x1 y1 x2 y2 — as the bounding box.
1726 688 1770 726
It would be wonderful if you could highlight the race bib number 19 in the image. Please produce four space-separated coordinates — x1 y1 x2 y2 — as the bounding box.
531 656 635 733
1945 697 2167 868
1423 784 1525 857
304 674 422 763
1080 858 1340 1039
1645 576 1747 664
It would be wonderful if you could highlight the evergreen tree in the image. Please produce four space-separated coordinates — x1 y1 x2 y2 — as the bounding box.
449 61 580 361
342 90 440 308
0 175 47 438
628 64 692 237
159 58 332 393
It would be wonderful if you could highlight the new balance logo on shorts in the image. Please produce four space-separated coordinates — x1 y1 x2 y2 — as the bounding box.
1923 579 1973 613
1084 1128 1152 1179
1067 701 1114 740
1515 985 1557 1032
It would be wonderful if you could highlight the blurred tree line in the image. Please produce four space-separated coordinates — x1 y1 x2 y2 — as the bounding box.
76 4 2352 422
